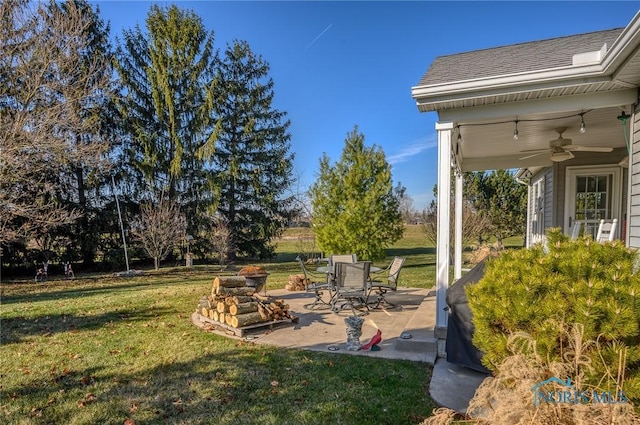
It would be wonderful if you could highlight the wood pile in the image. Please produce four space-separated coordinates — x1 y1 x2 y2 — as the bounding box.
285 274 308 291
196 276 295 329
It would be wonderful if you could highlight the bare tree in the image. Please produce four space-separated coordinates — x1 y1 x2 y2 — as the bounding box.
421 202 491 248
131 198 186 270
208 215 233 265
0 1 113 245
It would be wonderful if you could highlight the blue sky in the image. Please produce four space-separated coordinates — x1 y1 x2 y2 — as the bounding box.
92 1 640 210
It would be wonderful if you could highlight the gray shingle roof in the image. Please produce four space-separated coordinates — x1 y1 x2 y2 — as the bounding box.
418 28 624 86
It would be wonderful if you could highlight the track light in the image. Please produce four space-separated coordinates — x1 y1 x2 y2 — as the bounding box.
580 113 586 133
457 128 462 143
513 120 519 140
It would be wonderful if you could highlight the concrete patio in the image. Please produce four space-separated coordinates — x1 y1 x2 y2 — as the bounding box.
192 286 489 415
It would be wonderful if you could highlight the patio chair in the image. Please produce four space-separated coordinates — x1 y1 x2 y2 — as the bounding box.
570 220 585 240
327 254 357 288
367 257 405 309
332 261 371 316
328 254 357 266
296 256 333 310
596 218 617 242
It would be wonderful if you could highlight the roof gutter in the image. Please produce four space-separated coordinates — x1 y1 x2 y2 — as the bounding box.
601 11 640 73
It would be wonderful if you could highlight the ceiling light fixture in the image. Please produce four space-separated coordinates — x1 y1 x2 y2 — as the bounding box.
579 113 586 133
513 120 519 140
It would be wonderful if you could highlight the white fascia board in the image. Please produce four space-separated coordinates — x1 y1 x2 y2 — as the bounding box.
439 88 638 123
602 11 640 72
411 63 608 102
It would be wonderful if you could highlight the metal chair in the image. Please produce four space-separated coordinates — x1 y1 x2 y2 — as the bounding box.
326 254 357 290
367 257 405 309
296 256 332 310
596 219 618 242
332 261 370 316
328 254 357 266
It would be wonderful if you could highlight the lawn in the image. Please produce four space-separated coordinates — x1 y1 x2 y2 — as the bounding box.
0 225 438 425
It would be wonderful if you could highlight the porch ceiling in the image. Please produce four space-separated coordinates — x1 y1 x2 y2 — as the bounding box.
453 105 630 172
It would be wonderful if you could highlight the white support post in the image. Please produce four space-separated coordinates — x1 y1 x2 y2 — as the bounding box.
435 122 453 336
525 185 532 248
454 171 463 280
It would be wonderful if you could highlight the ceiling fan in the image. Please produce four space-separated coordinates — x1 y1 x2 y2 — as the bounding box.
519 127 613 162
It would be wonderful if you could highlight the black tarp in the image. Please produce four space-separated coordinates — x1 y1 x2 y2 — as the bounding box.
445 260 492 374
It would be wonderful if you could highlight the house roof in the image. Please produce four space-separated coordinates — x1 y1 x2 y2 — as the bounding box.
411 11 640 115
419 28 624 86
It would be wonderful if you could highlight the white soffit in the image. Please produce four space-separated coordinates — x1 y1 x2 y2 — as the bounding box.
439 89 638 123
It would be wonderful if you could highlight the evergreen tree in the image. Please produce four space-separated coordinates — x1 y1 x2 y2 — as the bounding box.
211 40 294 259
309 126 404 261
114 4 218 228
464 170 527 247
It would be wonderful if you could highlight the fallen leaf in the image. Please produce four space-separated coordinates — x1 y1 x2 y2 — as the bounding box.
78 393 97 407
124 419 135 425
270 380 279 387
129 403 138 413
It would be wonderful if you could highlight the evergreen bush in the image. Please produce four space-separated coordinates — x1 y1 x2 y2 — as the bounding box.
467 228 640 402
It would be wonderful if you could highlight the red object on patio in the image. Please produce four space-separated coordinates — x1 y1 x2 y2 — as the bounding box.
360 329 382 350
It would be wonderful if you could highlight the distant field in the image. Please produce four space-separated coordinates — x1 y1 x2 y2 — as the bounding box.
272 224 435 289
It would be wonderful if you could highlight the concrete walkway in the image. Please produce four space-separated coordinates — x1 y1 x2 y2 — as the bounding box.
191 286 488 414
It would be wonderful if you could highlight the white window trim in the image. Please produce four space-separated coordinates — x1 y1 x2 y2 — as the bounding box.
564 165 622 237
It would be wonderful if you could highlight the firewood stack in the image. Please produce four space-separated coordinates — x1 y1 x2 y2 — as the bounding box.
196 276 295 329
285 274 308 291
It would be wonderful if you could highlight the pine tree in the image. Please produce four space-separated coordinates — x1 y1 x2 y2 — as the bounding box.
114 4 217 214
309 126 404 261
211 40 294 259
464 170 527 247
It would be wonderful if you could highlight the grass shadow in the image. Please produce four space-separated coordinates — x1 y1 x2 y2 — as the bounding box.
1 308 172 344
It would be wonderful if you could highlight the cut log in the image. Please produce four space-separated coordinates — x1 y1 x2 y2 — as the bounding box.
225 296 254 305
286 274 308 291
214 286 255 297
213 276 247 288
229 302 259 315
201 307 209 318
216 301 227 313
225 314 233 326
212 276 247 289
231 312 269 328
212 310 219 322
218 312 226 324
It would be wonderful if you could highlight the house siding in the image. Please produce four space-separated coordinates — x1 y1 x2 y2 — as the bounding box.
629 106 640 248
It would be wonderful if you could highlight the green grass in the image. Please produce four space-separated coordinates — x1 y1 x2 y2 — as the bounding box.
270 224 436 290
0 225 438 425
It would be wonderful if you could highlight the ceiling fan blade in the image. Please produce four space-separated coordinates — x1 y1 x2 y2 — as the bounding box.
519 151 547 160
519 148 548 154
564 145 613 152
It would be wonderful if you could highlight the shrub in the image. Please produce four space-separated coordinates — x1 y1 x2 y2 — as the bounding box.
467 228 640 402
